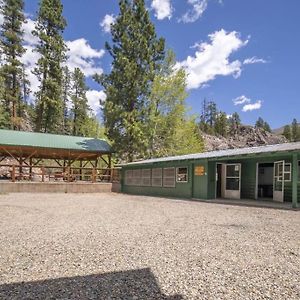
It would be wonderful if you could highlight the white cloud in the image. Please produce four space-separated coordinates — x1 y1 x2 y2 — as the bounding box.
86 90 106 113
179 0 208 23
243 56 267 65
177 29 248 90
151 0 173 20
242 100 262 112
233 95 251 106
66 38 105 77
100 14 116 33
22 18 39 45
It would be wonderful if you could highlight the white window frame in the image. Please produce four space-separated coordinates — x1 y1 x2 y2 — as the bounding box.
176 167 188 183
163 167 175 188
278 163 291 182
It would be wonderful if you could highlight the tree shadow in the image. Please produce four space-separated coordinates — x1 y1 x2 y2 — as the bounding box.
0 267 182 299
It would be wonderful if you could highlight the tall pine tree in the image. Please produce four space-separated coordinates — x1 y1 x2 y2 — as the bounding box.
70 68 89 136
0 0 26 130
95 0 165 161
33 0 66 133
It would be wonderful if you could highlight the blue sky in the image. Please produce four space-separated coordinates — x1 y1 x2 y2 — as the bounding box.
17 0 300 128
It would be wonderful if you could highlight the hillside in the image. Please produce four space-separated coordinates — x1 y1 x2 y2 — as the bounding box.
203 125 287 152
273 123 300 135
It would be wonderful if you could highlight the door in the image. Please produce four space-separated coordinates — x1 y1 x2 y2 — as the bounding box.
273 161 284 202
224 163 241 199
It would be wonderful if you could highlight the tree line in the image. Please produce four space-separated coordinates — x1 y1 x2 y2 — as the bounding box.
1 0 298 162
0 0 101 137
198 99 272 137
282 119 300 142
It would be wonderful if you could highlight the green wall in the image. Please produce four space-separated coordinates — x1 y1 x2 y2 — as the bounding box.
121 152 299 203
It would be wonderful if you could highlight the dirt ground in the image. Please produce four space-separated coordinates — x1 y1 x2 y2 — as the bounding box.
0 193 299 299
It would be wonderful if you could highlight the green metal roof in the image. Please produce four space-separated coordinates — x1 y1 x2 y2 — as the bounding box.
0 129 111 153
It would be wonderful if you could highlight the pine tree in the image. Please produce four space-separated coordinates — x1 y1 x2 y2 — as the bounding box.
282 125 291 141
215 112 228 137
62 66 71 134
95 0 165 161
33 0 66 133
70 68 89 136
206 100 217 133
228 112 241 133
255 117 271 132
291 118 300 142
0 0 26 130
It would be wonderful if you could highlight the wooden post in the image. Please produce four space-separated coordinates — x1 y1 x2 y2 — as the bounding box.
67 166 71 182
12 165 15 182
41 166 45 182
92 168 96 183
292 153 298 208
29 157 33 181
108 154 112 182
79 160 83 181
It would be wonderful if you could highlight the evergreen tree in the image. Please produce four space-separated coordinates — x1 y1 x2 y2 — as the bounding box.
95 0 165 161
0 0 26 130
33 0 66 133
70 68 89 136
291 118 300 141
199 98 208 132
282 125 291 141
215 112 228 137
62 66 71 134
228 112 241 133
255 117 271 132
206 100 217 133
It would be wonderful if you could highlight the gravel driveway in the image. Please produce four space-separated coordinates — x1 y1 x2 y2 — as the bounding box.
0 193 299 299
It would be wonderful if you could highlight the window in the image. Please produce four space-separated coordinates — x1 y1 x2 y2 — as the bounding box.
125 170 133 186
152 168 162 187
298 161 300 181
132 169 142 186
226 164 240 191
284 163 291 181
177 167 188 183
141 169 151 186
277 163 291 182
163 168 175 187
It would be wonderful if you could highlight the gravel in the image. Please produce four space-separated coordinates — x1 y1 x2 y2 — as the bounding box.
0 193 299 299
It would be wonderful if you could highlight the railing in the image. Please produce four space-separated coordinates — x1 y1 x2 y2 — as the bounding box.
0 164 121 183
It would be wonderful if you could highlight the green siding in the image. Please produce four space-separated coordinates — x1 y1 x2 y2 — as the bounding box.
192 160 209 199
121 152 299 204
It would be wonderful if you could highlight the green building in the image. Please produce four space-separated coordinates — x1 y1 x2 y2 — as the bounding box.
121 143 300 208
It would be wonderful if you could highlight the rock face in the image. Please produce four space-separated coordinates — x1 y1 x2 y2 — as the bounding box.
203 125 287 152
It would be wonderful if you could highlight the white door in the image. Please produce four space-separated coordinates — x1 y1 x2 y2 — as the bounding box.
224 163 241 199
273 161 284 202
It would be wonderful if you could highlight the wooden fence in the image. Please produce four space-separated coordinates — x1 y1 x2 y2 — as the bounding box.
0 164 121 183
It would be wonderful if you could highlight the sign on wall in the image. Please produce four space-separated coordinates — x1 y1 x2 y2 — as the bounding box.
194 165 205 176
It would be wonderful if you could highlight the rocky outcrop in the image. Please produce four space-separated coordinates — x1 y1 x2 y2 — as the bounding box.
203 125 287 152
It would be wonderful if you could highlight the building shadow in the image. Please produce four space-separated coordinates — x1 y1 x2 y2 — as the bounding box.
0 268 183 300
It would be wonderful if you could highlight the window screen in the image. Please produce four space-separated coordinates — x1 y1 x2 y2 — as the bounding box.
141 169 151 186
152 168 162 187
132 169 142 186
125 170 133 186
177 167 188 182
163 168 175 187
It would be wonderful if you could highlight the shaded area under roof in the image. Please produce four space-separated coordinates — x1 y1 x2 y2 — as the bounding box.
124 142 300 166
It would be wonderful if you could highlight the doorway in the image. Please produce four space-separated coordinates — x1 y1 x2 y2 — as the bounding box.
216 163 241 199
257 163 274 199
